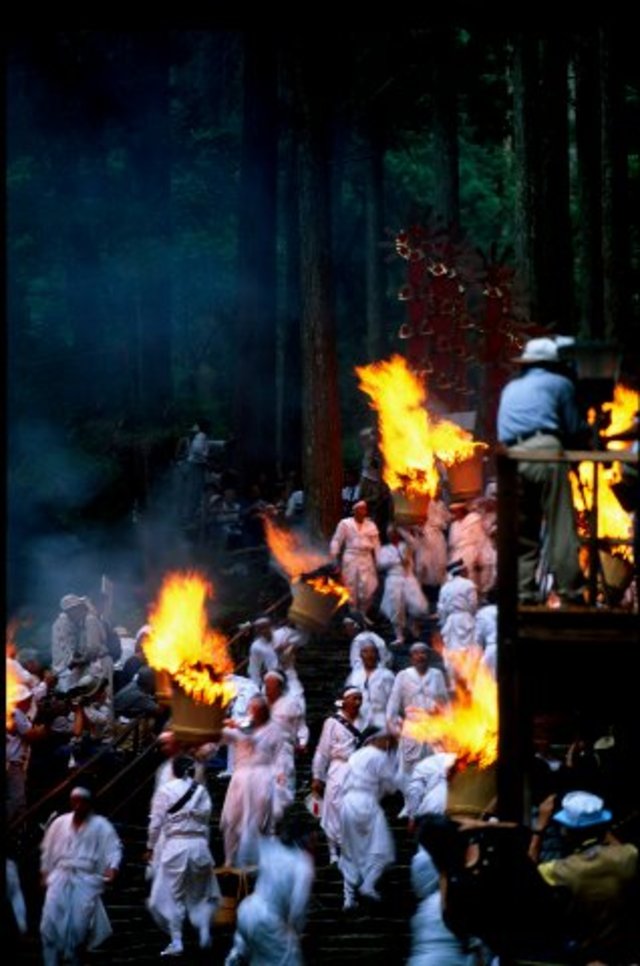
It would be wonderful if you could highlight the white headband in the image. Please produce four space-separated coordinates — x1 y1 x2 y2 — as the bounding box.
70 787 92 800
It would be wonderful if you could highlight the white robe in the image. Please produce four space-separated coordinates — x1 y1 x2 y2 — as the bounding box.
220 721 286 868
40 812 122 961
346 665 395 731
312 715 361 846
378 541 429 634
339 745 398 890
414 500 452 588
475 603 498 651
147 777 219 942
404 752 457 819
386 666 450 773
268 693 309 806
437 575 478 653
330 516 380 612
248 636 278 687
408 847 477 966
232 837 314 966
448 511 496 595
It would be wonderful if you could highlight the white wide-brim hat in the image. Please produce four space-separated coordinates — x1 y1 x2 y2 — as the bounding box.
553 790 612 828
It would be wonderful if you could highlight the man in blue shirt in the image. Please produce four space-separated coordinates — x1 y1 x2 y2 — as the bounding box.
497 337 587 605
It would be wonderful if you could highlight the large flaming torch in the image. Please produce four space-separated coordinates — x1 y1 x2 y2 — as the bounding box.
264 517 350 632
404 647 498 816
143 572 236 742
356 355 486 524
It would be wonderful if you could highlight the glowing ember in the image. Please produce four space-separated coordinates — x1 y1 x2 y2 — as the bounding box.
264 517 351 604
6 658 22 728
601 385 639 447
144 572 235 706
403 647 498 768
306 575 351 608
571 461 634 561
355 355 485 498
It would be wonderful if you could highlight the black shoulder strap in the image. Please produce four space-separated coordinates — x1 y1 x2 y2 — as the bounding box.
332 713 362 743
167 780 198 815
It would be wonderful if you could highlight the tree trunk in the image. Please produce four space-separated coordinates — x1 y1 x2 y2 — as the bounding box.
363 117 385 362
600 26 630 342
537 34 573 328
574 30 604 339
430 27 460 227
512 33 572 327
277 122 303 476
295 38 343 540
234 32 279 484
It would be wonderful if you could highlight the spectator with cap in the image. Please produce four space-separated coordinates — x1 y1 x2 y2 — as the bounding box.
40 783 122 966
530 790 639 964
114 665 163 726
497 336 588 606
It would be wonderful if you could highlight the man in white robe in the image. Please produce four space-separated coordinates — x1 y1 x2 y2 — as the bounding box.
40 785 122 966
409 845 478 966
378 524 429 645
224 807 316 966
147 755 219 956
330 500 381 616
413 493 452 607
264 669 309 809
220 696 287 868
339 732 399 909
311 687 363 864
448 502 496 597
386 643 450 777
437 560 479 653
345 641 395 731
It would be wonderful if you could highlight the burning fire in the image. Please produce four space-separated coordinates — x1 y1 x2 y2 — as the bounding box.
144 572 235 706
571 461 634 561
570 385 638 564
355 355 485 498
264 517 350 605
601 384 639 448
403 647 498 768
6 658 22 728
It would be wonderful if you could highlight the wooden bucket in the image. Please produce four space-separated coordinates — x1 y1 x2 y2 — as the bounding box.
599 551 634 593
287 581 343 633
391 490 430 526
446 452 484 502
155 669 173 706
170 683 225 743
446 761 497 818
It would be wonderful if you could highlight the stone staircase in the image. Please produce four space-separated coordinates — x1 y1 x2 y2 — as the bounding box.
10 614 420 964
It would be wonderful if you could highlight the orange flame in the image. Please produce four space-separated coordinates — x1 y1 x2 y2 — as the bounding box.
6 658 22 728
356 355 485 498
144 572 235 706
264 517 351 604
571 462 634 561
403 647 498 767
601 384 639 448
263 517 328 578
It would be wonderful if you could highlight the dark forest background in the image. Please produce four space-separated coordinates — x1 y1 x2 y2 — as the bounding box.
6 27 640 616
